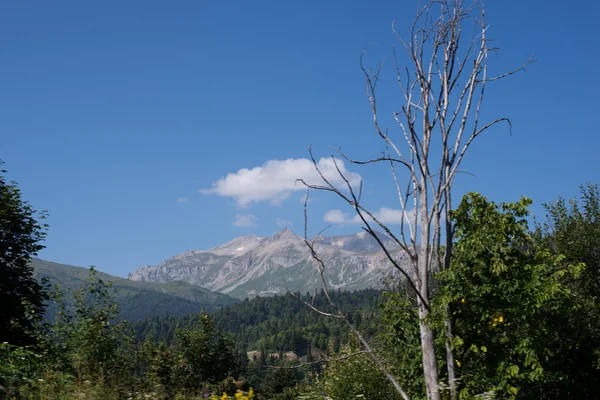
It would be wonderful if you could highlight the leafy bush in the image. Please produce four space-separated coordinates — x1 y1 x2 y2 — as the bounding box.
0 342 43 396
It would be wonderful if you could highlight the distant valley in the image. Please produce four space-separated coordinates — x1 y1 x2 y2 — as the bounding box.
128 228 409 299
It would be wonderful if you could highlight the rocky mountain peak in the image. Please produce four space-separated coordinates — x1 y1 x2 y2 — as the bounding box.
172 249 203 259
208 234 266 256
267 228 302 243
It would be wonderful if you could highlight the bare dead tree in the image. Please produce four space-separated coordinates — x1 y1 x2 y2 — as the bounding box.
298 1 535 400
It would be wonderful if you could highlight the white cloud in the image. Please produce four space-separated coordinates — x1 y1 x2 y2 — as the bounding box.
324 209 347 223
200 158 362 207
324 207 416 225
232 214 258 228
177 197 189 203
365 207 415 225
276 218 293 227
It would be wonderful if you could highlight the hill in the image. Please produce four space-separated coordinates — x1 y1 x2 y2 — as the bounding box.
31 258 238 321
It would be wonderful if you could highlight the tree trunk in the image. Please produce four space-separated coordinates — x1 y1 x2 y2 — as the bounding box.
445 315 457 400
419 304 440 400
419 183 440 400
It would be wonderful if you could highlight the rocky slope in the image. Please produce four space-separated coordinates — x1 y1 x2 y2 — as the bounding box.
128 229 410 299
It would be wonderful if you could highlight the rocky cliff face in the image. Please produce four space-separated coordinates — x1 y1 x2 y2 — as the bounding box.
127 228 409 299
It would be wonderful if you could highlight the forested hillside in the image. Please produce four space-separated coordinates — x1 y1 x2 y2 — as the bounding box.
132 289 384 355
31 258 238 321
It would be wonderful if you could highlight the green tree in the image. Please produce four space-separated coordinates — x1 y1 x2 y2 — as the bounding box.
49 267 134 386
437 193 582 399
262 367 298 398
532 183 600 398
171 312 247 391
0 163 48 346
319 339 402 400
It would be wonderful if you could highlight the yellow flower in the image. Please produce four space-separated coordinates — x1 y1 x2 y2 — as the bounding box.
221 393 228 400
498 315 504 323
248 388 254 399
455 359 461 367
461 298 465 303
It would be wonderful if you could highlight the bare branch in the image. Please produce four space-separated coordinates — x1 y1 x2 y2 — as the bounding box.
337 150 412 170
478 56 537 82
387 144 415 246
287 291 344 319
266 351 370 369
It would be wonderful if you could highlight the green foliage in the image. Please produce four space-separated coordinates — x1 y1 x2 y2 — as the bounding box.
213 289 382 357
0 342 44 396
170 312 248 390
48 267 135 386
318 339 402 400
260 367 298 398
0 267 249 399
130 290 383 395
0 267 136 399
379 291 426 399
436 193 583 399
0 164 49 346
133 289 382 356
530 182 600 398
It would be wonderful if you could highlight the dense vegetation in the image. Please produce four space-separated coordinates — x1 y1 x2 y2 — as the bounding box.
132 289 383 355
0 162 48 346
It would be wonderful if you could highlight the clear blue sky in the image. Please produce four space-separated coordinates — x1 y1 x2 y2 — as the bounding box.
1 0 599 277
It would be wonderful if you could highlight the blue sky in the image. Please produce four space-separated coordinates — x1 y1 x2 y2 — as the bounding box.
1 0 599 277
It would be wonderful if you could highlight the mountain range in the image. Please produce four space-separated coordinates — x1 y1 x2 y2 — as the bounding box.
128 228 409 299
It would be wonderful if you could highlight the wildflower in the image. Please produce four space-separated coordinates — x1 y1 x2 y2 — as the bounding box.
461 298 465 303
455 360 461 367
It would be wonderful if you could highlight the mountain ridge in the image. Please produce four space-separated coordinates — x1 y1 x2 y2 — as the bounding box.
128 229 408 299
31 258 239 321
